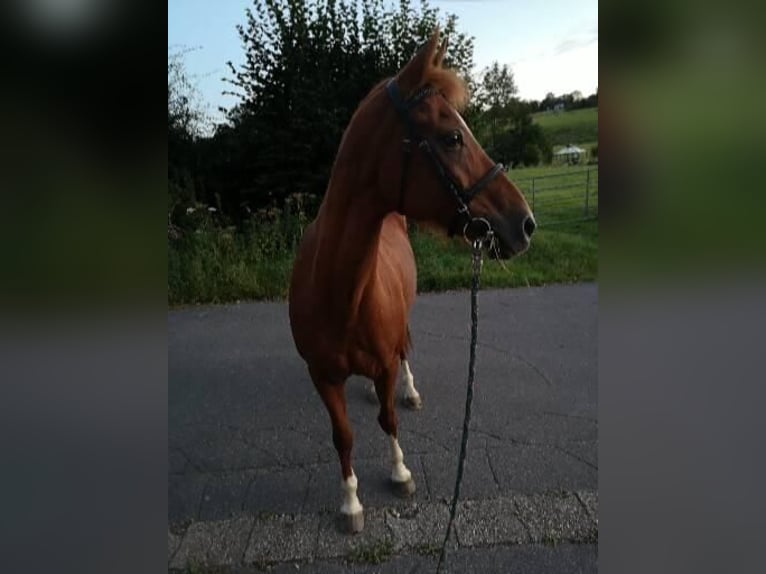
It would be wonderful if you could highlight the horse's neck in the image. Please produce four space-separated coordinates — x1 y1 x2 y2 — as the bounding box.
313 182 386 317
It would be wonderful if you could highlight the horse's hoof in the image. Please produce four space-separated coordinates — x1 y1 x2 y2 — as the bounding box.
391 478 416 498
366 386 378 405
340 510 365 534
403 394 422 410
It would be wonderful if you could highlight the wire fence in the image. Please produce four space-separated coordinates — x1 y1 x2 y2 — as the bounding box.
509 166 598 227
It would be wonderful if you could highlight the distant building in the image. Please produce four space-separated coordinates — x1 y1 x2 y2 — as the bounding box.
554 145 585 165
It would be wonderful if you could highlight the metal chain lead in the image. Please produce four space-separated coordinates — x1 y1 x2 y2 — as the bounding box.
436 237 486 574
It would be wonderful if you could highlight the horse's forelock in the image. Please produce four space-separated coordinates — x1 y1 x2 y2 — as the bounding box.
423 67 469 111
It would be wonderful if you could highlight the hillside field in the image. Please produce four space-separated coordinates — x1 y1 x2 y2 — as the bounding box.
533 107 598 147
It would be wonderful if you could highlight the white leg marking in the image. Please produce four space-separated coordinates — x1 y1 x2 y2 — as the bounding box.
401 359 422 406
340 471 363 515
389 436 412 483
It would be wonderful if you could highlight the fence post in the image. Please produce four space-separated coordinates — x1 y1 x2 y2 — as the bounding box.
531 178 536 212
584 169 590 217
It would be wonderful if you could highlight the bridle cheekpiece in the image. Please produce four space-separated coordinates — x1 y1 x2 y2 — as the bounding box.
386 78 503 245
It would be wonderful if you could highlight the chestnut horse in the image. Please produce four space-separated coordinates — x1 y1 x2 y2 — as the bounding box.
289 29 535 533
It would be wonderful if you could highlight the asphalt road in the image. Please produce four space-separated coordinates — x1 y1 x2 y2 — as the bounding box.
168 284 598 572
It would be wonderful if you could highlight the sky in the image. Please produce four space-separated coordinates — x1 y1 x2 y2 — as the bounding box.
168 0 598 124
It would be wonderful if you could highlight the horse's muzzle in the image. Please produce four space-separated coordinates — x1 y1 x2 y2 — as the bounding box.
490 212 536 259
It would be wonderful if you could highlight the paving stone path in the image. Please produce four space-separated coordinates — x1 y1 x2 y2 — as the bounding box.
169 284 598 572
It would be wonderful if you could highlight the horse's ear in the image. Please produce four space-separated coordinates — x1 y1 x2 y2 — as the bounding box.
397 26 441 95
434 36 449 68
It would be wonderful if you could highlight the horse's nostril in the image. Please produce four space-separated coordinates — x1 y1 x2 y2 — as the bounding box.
523 215 536 238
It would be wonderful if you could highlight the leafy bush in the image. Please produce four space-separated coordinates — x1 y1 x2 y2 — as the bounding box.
168 192 318 304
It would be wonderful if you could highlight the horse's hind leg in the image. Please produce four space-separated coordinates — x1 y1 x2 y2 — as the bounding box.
311 373 364 533
400 355 422 410
367 358 421 408
374 366 416 497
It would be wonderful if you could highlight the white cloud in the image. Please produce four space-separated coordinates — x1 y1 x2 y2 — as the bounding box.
554 34 597 56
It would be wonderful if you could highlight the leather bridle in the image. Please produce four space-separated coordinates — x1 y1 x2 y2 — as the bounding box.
386 78 504 241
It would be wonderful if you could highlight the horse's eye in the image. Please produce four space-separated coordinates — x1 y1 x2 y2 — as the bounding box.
444 130 463 149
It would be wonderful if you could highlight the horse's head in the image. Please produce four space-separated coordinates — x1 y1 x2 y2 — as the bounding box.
375 29 535 258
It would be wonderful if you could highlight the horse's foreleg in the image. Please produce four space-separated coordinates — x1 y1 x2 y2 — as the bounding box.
312 374 364 533
374 367 416 497
401 358 422 410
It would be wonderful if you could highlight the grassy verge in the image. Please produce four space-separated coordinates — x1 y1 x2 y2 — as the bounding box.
168 219 597 306
168 228 295 305
412 220 597 291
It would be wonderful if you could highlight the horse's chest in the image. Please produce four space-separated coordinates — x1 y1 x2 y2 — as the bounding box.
339 291 408 373
352 287 406 339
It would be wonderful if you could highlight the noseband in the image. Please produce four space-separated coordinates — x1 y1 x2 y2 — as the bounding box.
386 79 503 242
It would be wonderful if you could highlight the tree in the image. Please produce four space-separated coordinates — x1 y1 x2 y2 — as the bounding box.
218 0 475 211
584 89 598 108
168 49 209 216
470 61 517 153
493 109 551 168
476 61 517 110
168 49 206 139
541 92 556 111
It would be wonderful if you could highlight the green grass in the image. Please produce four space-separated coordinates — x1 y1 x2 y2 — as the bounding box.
533 107 598 147
168 169 598 305
508 163 591 179
347 539 394 564
168 217 597 305
411 220 597 292
168 228 295 304
506 165 599 226
182 563 227 574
